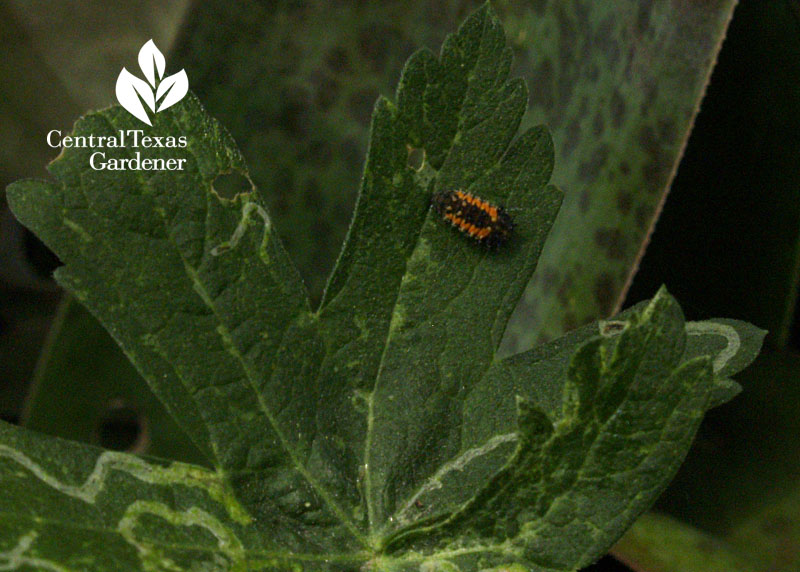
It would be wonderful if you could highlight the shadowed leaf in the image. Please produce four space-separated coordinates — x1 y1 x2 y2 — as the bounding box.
499 0 738 352
23 296 206 464
2 4 760 570
612 512 759 572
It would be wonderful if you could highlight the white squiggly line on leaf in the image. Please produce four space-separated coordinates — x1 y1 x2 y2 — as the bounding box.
211 201 271 257
686 321 740 373
0 532 70 572
118 501 246 572
395 433 519 526
0 446 250 525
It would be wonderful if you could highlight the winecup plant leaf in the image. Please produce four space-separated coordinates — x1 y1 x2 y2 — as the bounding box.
3 4 761 570
377 289 758 569
0 420 264 571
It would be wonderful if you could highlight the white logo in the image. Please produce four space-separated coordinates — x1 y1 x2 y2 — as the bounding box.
116 40 188 126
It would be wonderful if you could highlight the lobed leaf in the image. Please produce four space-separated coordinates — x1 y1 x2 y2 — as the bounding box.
0 420 355 571
315 4 561 538
378 290 742 570
7 93 362 550
2 3 761 570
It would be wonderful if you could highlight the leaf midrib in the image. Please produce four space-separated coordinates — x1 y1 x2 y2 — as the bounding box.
362 7 495 543
94 113 368 549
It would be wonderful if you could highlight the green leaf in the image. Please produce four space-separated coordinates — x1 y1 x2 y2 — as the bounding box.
468 303 763 426
315 3 562 536
3 3 760 570
655 350 800 570
0 420 272 571
23 296 206 463
499 0 739 351
7 91 365 552
612 512 759 572
381 290 718 569
625 0 800 350
682 318 765 408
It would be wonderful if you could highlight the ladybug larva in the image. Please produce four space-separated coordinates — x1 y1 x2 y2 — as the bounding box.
432 189 513 249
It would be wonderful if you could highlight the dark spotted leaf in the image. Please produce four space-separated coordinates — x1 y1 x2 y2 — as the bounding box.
3 4 760 570
499 0 739 351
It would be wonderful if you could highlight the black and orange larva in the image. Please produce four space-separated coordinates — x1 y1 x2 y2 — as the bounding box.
432 189 513 249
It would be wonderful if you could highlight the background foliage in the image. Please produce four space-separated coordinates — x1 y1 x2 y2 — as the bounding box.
0 0 798 570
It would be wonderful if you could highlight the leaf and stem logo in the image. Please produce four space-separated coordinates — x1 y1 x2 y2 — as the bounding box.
116 40 188 126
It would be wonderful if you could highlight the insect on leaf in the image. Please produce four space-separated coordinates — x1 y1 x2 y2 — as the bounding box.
2 3 761 570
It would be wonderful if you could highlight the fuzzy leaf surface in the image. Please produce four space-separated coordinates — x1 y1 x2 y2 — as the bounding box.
3 4 760 570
